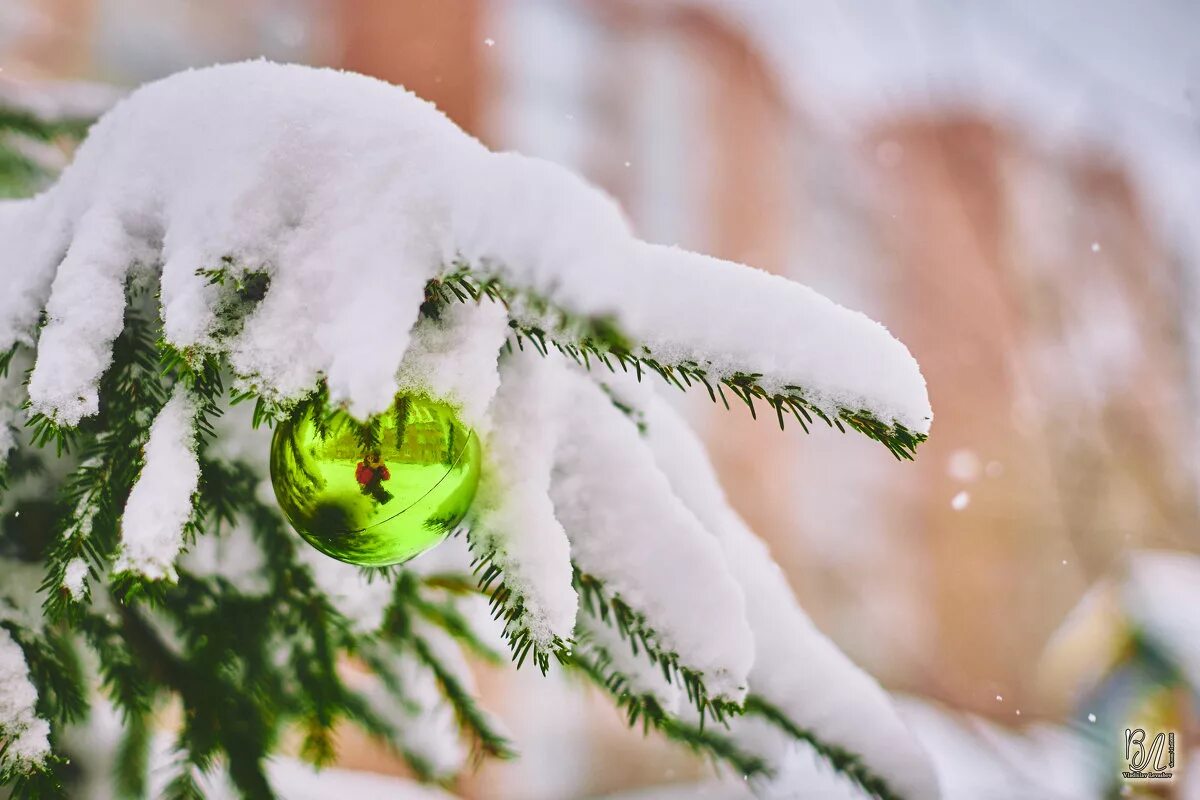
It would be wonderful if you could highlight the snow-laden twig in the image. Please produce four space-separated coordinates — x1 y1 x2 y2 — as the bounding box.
551 369 755 711
115 385 200 581
469 354 578 657
0 627 50 775
636 385 939 800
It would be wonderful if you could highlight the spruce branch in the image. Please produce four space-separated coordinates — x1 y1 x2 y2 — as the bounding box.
425 266 926 460
0 760 66 800
0 624 88 730
352 644 458 785
409 633 515 762
568 644 769 780
38 286 170 620
382 583 515 762
573 567 742 727
0 108 93 144
392 572 503 664
464 536 571 675
0 106 94 198
0 623 72 800
113 707 151 799
116 603 277 800
744 694 905 800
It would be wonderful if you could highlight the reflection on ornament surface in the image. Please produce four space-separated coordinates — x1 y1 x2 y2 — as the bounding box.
270 394 481 567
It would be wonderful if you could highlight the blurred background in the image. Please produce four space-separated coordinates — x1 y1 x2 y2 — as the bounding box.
2 1 1199 797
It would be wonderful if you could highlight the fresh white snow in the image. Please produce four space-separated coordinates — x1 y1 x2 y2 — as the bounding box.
469 355 578 647
551 369 754 704
0 626 50 772
0 61 928 433
114 385 200 580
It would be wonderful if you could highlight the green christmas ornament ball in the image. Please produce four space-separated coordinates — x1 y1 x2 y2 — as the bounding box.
270 393 481 567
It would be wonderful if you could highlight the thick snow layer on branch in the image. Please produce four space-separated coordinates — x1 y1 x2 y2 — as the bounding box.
581 618 682 715
470 354 578 646
394 301 509 427
115 386 199 581
0 627 50 771
1 60 927 432
637 387 938 799
115 387 199 579
550 370 754 702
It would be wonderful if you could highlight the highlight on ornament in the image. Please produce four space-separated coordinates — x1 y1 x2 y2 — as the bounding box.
270 392 482 567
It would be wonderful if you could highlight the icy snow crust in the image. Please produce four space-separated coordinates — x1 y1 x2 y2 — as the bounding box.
0 61 928 433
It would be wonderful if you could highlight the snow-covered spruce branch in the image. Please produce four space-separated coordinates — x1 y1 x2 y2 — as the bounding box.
573 567 741 725
568 635 769 780
0 62 936 800
466 543 571 675
381 574 514 761
426 266 927 460
742 695 905 800
0 626 54 786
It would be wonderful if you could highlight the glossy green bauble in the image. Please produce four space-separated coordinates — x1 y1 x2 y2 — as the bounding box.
270 394 481 567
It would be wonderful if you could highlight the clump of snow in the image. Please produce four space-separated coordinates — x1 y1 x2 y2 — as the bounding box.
1 60 927 434
0 626 50 772
469 354 577 647
115 386 199 580
25 210 157 424
394 300 509 427
62 557 90 599
550 370 754 703
896 696 1103 800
